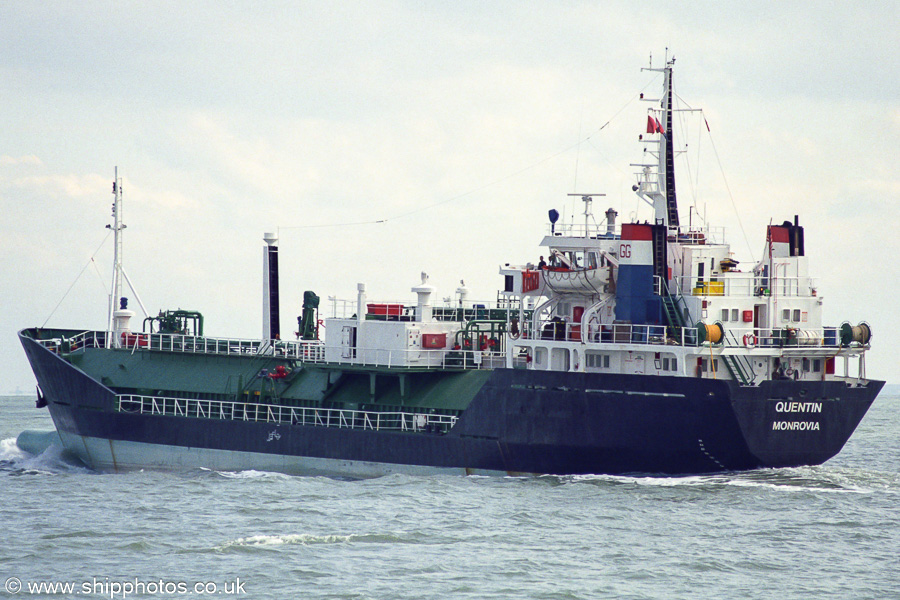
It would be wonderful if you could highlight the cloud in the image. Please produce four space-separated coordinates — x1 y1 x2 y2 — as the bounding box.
892 108 900 131
11 173 108 198
0 154 43 166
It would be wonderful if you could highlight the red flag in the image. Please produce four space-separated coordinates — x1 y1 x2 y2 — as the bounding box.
647 116 666 134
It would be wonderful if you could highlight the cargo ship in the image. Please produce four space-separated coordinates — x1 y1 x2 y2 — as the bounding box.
18 58 882 476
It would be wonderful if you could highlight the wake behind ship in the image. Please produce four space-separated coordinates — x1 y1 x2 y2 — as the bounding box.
19 59 883 477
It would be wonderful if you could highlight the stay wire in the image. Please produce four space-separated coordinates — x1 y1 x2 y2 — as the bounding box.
281 87 652 231
42 231 111 328
704 118 755 260
280 139 594 231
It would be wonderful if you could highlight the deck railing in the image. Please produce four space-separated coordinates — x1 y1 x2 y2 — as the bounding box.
36 322 858 371
672 273 817 298
116 394 459 434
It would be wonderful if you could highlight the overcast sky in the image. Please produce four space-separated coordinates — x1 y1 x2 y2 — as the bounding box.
1 1 897 392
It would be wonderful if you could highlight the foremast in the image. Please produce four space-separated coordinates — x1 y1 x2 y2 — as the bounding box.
105 167 146 348
106 168 126 347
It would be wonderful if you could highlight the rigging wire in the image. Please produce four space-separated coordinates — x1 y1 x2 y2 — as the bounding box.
704 118 755 260
669 92 703 224
280 137 597 231
281 85 654 232
42 231 111 328
572 103 585 193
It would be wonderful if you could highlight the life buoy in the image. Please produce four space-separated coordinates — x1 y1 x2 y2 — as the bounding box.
785 367 795 378
743 333 756 347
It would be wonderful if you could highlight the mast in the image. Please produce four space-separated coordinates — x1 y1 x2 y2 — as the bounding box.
107 167 125 348
634 56 681 231
662 61 679 228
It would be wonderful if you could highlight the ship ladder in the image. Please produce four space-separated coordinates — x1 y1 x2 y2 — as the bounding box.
722 332 756 385
661 294 697 345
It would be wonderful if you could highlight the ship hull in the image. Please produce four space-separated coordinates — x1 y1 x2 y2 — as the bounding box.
20 333 882 477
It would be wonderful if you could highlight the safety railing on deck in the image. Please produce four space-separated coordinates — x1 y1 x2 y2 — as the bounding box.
140 334 506 370
38 323 859 370
720 327 845 349
116 394 459 434
540 221 730 242
519 319 685 346
339 347 508 370
673 273 817 298
139 334 327 361
516 319 854 351
325 297 517 320
34 330 108 352
39 329 507 370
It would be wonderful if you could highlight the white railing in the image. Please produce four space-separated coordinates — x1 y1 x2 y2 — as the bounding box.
543 222 727 244
514 319 852 351
521 320 675 346
334 346 507 370
117 394 459 433
546 222 621 239
674 273 816 298
41 328 507 370
141 334 505 370
325 297 515 320
135 334 326 360
669 224 726 245
35 330 108 352
720 327 844 349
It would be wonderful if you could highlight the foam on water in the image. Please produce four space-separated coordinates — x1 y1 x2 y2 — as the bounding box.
0 437 26 462
219 531 418 550
197 467 295 481
0 436 92 476
223 533 354 547
564 465 895 494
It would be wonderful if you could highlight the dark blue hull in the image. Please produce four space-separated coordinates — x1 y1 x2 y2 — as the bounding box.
20 333 882 476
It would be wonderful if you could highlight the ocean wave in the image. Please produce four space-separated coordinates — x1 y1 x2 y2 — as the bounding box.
0 436 91 476
219 531 421 551
198 467 295 481
563 466 898 494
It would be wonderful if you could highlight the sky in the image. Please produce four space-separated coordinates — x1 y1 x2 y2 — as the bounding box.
1 0 898 392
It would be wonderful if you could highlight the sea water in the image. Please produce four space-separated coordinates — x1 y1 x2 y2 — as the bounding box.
1 391 898 600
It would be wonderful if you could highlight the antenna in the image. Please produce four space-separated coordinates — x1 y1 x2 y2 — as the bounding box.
567 193 605 238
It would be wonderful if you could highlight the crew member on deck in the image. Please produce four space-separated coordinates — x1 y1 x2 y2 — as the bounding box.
538 256 547 269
